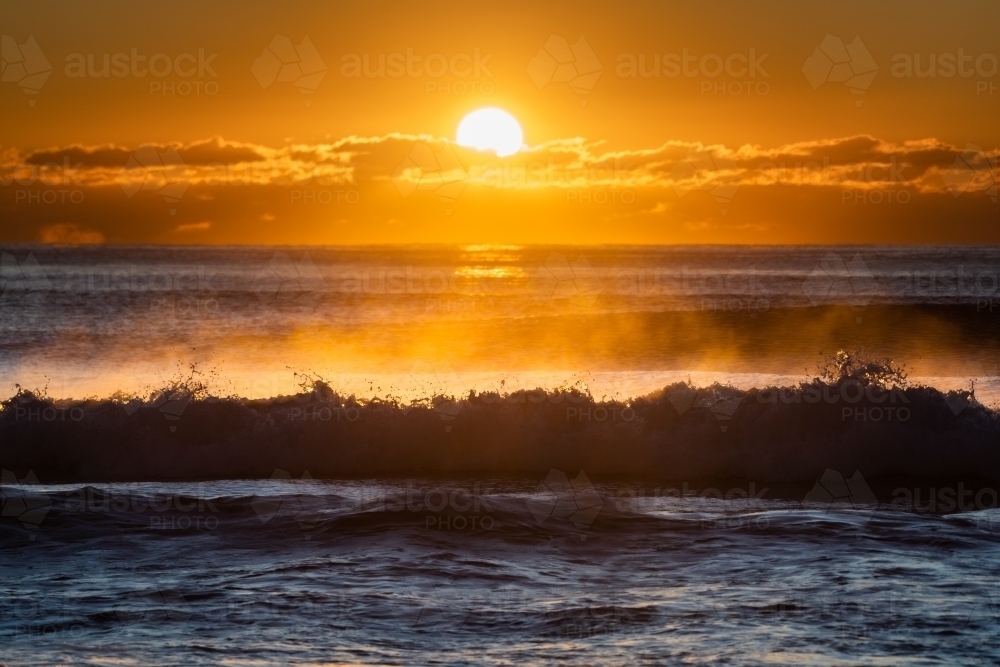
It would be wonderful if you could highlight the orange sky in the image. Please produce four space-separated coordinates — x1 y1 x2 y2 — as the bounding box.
1 0 998 245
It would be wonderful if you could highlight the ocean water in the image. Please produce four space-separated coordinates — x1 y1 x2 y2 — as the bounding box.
2 244 1000 664
2 479 1000 666
1 244 998 400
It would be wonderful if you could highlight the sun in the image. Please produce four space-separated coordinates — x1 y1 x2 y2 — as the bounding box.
456 108 523 158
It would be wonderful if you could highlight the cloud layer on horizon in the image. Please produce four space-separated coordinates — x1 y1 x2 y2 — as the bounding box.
1 133 997 245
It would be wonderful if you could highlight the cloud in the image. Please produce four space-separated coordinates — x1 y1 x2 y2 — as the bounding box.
10 133 990 195
39 223 105 244
176 138 268 165
2 134 997 245
735 136 966 189
25 145 132 168
173 221 212 233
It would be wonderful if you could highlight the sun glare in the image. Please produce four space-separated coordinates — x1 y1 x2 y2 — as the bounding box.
456 108 523 158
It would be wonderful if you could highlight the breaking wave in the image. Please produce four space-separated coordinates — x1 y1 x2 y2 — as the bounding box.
2 351 997 483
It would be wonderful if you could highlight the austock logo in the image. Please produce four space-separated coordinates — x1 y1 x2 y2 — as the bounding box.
527 252 603 309
1 469 52 539
391 142 467 214
670 146 741 214
0 251 52 302
119 146 190 214
527 34 603 105
121 385 193 433
389 582 480 630
63 47 219 97
250 469 324 530
943 144 998 203
666 385 743 432
252 35 327 103
802 252 877 323
527 469 603 531
251 251 327 309
153 390 191 432
404 361 464 432
1 35 52 104
803 468 877 521
802 35 878 105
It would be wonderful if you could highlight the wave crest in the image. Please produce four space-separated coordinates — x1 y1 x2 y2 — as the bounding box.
2 355 996 483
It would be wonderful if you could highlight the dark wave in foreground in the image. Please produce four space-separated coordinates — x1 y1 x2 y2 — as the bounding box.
5 482 998 546
2 369 997 484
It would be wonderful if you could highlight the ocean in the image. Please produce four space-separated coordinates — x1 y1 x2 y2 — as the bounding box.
2 479 1000 665
2 243 998 399
2 244 1000 664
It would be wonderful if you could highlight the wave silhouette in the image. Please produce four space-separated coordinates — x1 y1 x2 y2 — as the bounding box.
2 352 996 483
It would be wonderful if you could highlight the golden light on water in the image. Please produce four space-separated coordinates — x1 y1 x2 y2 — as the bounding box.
454 265 525 279
461 245 523 252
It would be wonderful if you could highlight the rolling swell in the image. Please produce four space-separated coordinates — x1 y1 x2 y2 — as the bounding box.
2 373 997 483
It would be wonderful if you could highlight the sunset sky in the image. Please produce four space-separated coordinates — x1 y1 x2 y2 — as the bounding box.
2 0 997 245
